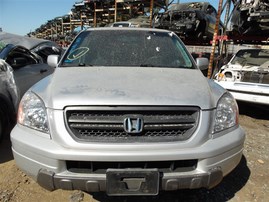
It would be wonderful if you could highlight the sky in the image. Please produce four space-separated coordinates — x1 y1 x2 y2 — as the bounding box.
0 0 219 36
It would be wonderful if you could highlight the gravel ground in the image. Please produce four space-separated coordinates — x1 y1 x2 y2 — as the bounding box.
0 102 268 202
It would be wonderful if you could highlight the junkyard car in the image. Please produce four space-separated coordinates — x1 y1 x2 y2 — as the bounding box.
129 15 151 28
111 21 138 27
155 2 223 41
11 28 245 196
214 48 269 105
0 59 19 140
111 16 151 28
230 0 269 36
0 32 62 97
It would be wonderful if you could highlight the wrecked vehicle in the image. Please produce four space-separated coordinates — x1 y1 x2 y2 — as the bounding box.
128 15 152 28
0 32 62 62
155 2 223 41
111 21 139 27
214 49 269 105
0 32 62 97
112 16 152 28
0 59 19 140
11 28 245 196
230 0 269 35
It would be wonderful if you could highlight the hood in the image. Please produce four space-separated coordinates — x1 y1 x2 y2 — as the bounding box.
0 32 49 50
32 67 223 110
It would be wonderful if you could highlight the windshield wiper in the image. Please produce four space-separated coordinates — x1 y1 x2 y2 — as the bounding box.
140 64 182 68
60 63 93 67
140 64 161 67
78 63 93 67
59 64 74 67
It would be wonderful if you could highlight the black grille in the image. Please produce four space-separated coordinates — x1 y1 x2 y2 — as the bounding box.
65 106 199 142
66 160 198 174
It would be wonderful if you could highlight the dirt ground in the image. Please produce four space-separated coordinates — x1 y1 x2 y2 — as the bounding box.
0 102 268 202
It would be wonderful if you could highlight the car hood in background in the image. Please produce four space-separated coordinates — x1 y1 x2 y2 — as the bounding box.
0 32 62 59
0 32 55 50
32 67 225 110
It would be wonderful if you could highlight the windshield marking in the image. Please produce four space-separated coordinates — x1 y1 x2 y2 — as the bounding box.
67 47 89 61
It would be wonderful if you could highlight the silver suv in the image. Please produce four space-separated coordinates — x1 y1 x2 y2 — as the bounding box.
11 28 245 196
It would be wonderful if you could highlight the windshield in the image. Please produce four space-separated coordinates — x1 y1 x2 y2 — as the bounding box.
60 29 194 68
231 49 269 66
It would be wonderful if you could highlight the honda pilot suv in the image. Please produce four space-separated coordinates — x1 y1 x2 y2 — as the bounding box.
11 28 245 196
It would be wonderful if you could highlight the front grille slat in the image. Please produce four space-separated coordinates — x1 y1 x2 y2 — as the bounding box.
69 115 123 124
144 117 196 124
67 160 198 174
70 123 123 130
144 123 195 130
65 107 200 143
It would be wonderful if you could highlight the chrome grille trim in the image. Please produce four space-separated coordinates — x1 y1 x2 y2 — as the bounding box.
64 106 200 143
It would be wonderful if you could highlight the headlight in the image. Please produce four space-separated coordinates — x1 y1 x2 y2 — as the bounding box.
18 91 49 133
213 93 239 133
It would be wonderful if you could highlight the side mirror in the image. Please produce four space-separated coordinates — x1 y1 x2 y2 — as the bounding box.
196 57 209 71
47 55 60 68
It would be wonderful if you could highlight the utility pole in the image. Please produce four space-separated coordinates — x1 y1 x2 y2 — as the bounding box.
94 2 97 27
149 0 154 28
219 0 232 61
207 0 223 78
114 0 118 22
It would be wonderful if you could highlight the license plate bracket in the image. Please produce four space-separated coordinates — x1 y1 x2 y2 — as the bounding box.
106 168 159 196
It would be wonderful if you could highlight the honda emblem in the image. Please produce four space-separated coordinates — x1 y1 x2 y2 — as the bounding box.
123 117 143 134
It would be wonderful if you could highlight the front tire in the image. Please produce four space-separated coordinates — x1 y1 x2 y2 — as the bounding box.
0 107 6 141
0 103 14 142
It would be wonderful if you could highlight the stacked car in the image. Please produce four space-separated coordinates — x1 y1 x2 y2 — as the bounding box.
155 2 223 42
230 0 269 36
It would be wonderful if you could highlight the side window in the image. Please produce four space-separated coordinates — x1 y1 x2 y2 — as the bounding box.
208 6 217 17
6 48 39 69
212 8 217 17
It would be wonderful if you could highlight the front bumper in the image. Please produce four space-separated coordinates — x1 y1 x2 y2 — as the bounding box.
171 23 196 35
215 81 269 105
36 166 223 194
11 124 245 194
248 11 269 23
158 21 196 35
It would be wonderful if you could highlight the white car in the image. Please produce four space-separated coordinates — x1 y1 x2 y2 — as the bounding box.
214 49 269 105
